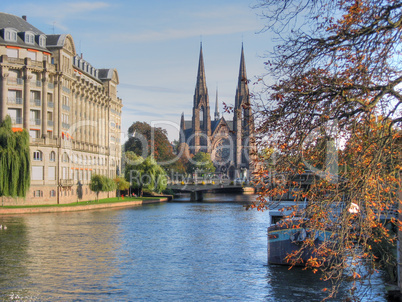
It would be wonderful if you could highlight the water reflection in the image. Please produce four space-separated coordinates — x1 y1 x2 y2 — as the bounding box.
0 211 124 301
0 198 387 301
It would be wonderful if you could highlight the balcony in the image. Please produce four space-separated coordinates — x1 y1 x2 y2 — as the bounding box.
62 86 70 93
7 78 23 85
8 97 23 105
60 179 74 187
11 117 23 124
30 119 41 126
31 61 43 68
7 57 24 65
47 120 54 127
62 104 70 111
31 80 41 87
31 99 41 106
30 137 45 144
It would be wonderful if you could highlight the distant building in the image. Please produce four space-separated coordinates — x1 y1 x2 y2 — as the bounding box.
0 13 122 205
179 44 255 179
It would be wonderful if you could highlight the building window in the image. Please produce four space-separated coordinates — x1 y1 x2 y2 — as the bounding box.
33 151 42 161
48 166 56 180
33 190 43 197
29 129 40 138
32 166 44 180
30 109 40 125
30 92 41 106
7 108 22 124
6 48 18 58
24 32 35 45
62 113 69 129
7 90 22 104
50 190 56 197
49 151 56 162
37 35 46 47
27 51 36 61
63 152 69 163
47 112 53 127
4 28 18 42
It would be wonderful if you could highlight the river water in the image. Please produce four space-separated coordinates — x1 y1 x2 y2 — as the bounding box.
0 194 388 301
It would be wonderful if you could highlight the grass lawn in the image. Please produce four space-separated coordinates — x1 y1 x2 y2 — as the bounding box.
1 196 157 209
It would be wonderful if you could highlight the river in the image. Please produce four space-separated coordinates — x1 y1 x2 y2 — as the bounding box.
0 194 388 301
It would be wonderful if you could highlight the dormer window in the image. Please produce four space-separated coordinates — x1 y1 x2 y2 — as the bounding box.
36 34 46 47
24 31 35 45
3 28 18 42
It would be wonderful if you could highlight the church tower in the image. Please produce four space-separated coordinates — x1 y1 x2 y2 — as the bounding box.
214 87 220 121
233 44 254 177
191 43 211 153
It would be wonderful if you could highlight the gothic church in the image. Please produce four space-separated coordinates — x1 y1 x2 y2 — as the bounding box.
179 44 254 180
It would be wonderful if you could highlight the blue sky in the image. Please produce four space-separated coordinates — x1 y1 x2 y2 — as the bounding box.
1 0 273 141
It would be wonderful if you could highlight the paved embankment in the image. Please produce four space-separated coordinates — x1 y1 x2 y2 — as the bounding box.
0 198 169 215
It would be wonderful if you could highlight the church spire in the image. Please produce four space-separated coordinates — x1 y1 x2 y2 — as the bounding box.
214 87 220 121
180 112 185 130
195 42 208 100
235 43 249 108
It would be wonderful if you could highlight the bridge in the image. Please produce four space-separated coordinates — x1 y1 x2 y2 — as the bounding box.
167 180 255 201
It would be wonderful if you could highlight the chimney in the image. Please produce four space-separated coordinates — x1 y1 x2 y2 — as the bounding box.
22 15 27 21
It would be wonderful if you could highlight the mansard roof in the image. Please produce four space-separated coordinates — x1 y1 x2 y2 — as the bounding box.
0 13 44 34
0 13 47 51
98 69 114 80
46 34 67 47
98 68 119 84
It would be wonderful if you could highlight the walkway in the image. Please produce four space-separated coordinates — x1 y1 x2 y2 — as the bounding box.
0 197 169 215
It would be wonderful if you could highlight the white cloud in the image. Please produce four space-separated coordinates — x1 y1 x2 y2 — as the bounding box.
114 22 258 43
7 1 111 32
106 3 259 43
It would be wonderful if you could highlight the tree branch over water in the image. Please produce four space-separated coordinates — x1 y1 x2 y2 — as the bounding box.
253 0 402 299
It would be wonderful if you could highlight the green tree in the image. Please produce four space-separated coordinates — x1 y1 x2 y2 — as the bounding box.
124 121 175 164
124 152 167 195
89 174 117 201
124 121 186 175
253 0 402 299
0 116 30 198
186 152 216 175
114 177 130 192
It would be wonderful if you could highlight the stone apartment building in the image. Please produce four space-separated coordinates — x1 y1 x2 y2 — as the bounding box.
0 13 122 205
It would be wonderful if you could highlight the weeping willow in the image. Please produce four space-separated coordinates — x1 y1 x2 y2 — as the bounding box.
0 116 30 198
124 154 167 194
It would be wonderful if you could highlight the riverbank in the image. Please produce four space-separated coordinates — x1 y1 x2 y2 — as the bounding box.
0 196 170 215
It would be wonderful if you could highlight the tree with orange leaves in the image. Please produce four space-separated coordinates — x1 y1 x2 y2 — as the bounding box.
253 0 402 299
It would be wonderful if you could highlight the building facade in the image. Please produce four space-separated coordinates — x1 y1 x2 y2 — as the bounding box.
0 13 122 205
179 44 254 180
